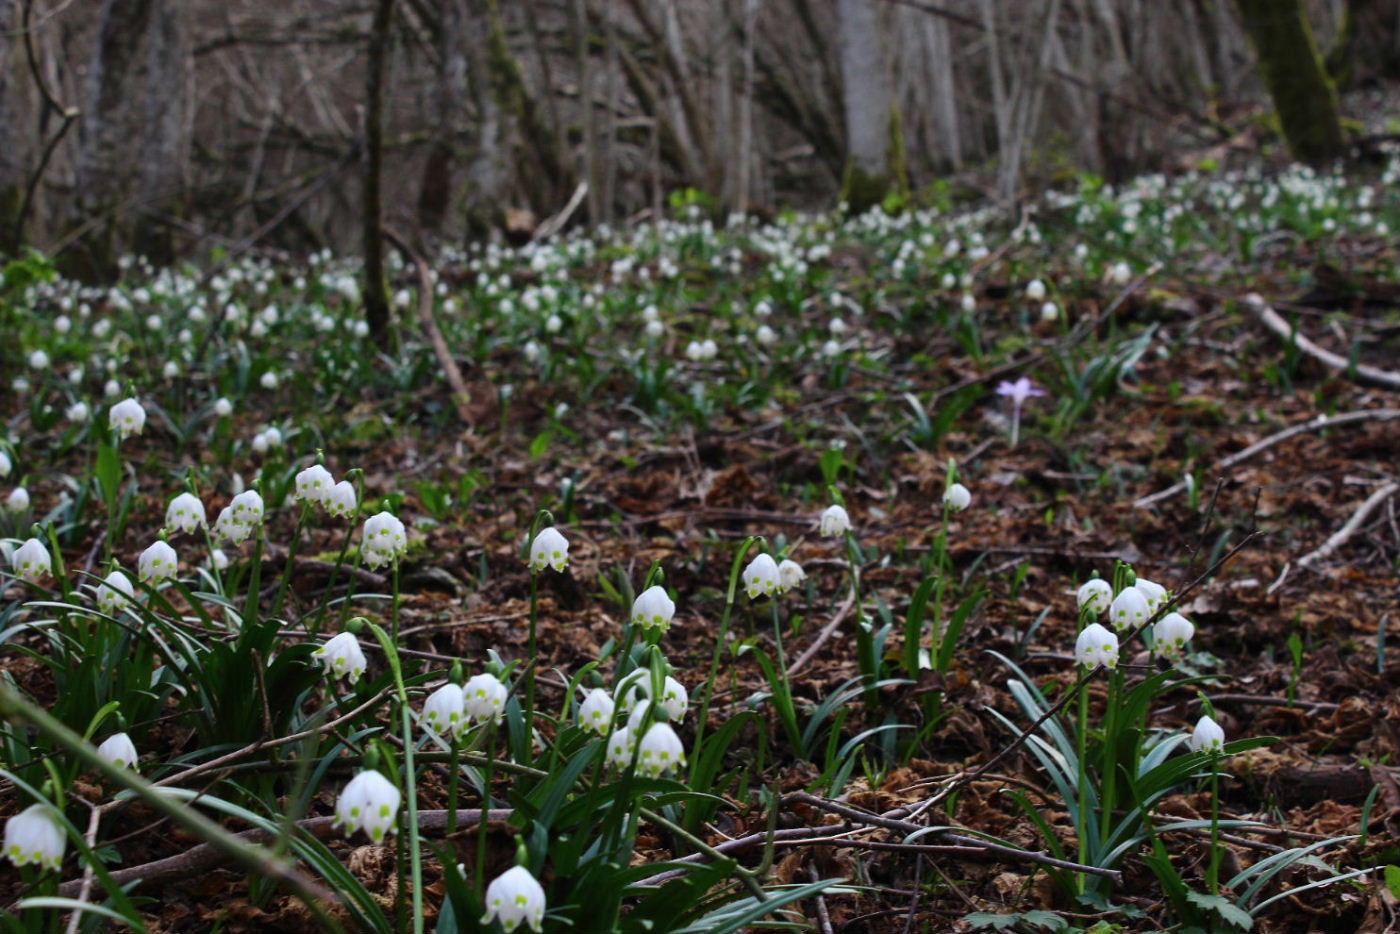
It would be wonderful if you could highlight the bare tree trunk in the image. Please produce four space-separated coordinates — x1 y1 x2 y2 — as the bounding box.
0 0 21 254
734 0 759 217
417 0 469 235
576 0 600 225
1233 0 1345 164
363 0 394 340
837 0 896 212
134 0 189 266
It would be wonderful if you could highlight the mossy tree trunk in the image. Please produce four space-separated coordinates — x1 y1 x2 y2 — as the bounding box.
1234 0 1345 164
837 0 904 213
363 0 394 341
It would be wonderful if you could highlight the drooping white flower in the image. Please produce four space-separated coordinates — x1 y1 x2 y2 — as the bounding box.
5 486 28 512
162 361 179 379
65 401 90 424
314 631 367 683
631 585 676 632
1110 261 1132 285
0 451 10 477
334 770 401 842
4 803 65 871
819 504 851 537
165 492 206 534
1189 715 1225 754
943 483 972 512
640 676 688 722
259 371 278 390
421 683 466 735
481 865 547 933
1024 279 1047 302
1134 578 1168 614
742 553 780 599
605 725 634 768
138 540 178 583
27 349 49 370
1074 622 1119 669
777 558 806 593
528 526 569 573
250 432 269 454
294 464 335 506
1040 301 1060 321
577 688 614 734
213 397 233 417
95 569 134 615
463 673 507 723
1077 579 1112 616
326 480 358 519
212 506 253 544
108 397 146 440
209 548 230 571
95 733 139 771
635 722 687 777
362 511 407 569
230 490 265 525
1109 586 1150 632
10 538 52 584
1154 612 1194 655
756 324 777 345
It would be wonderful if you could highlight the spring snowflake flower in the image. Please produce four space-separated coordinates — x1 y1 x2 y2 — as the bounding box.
640 676 688 722
165 492 206 534
209 549 230 571
1040 301 1059 321
314 631 367 683
1134 578 1168 614
577 688 615 734
10 538 52 584
756 324 777 345
27 349 49 370
326 481 357 519
1077 578 1112 616
1189 715 1225 754
96 733 139 771
65 401 90 424
636 722 687 777
777 558 806 593
481 865 547 933
1109 586 1150 632
335 770 401 842
463 673 507 723
528 526 569 573
1024 279 1047 302
1154 612 1194 655
742 553 780 599
1110 262 1132 285
362 511 407 569
819 504 851 537
259 371 278 390
95 569 134 614
605 725 634 768
294 464 335 506
943 483 972 511
138 540 178 583
1075 622 1119 668
4 804 65 872
421 683 466 735
109 397 146 440
213 397 233 417
0 451 10 477
5 486 28 512
631 585 676 632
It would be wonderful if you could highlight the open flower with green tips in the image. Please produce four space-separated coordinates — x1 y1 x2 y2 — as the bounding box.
1154 612 1194 656
334 770 401 842
819 503 851 537
1077 578 1112 616
943 482 972 511
577 688 615 734
777 558 806 593
1109 586 1150 632
481 865 547 933
10 538 52 584
528 526 569 573
1189 715 1225 754
96 733 139 771
362 511 407 569
138 540 178 583
631 585 675 632
605 725 634 768
108 397 146 440
326 480 357 519
1074 622 1119 669
4 803 65 872
636 722 687 777
742 553 780 599
314 631 366 683
165 492 206 534
421 683 466 736
95 569 134 614
294 464 335 507
1134 578 1168 614
463 672 507 723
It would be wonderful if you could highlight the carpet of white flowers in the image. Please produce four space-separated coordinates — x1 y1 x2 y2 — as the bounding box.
1 153 1398 933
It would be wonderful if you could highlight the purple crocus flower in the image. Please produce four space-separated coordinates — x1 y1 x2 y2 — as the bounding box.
995 377 1047 445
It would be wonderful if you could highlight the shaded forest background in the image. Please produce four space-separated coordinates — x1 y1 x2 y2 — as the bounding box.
0 0 1397 280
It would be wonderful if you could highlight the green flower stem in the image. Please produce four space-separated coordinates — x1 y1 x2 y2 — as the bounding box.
270 503 311 621
313 475 365 635
447 733 461 837
692 536 760 777
640 806 767 902
0 681 342 932
931 504 951 669
1100 666 1123 853
523 571 540 762
1207 758 1221 896
475 722 496 903
842 531 876 693
365 621 423 934
1076 660 1091 893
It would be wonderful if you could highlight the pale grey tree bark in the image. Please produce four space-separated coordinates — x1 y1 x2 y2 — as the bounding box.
836 0 894 211
0 0 21 253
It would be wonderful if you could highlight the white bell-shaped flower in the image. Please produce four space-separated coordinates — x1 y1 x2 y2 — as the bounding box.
138 540 178 583
96 733 139 770
10 538 52 584
635 722 687 777
65 401 90 424
1074 622 1119 669
421 683 466 735
777 559 806 593
314 631 366 683
362 511 407 569
334 770 401 842
95 569 134 615
212 506 253 545
605 725 634 768
819 504 851 537
213 397 233 417
631 585 675 632
230 489 264 525
1024 279 1047 302
1109 586 1150 632
943 483 972 511
108 397 146 440
0 451 11 477
4 803 65 871
1134 578 1168 614
326 480 358 519
742 553 780 599
528 526 569 573
577 688 614 734
165 492 206 534
294 464 335 506
463 673 507 723
645 676 689 722
481 865 547 933
5 486 28 512
1076 579 1112 616
1189 715 1225 754
1154 612 1194 656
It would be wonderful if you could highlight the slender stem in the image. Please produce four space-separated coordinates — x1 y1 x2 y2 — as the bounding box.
447 732 460 837
692 536 759 775
843 531 875 693
523 572 540 757
366 621 423 934
476 723 495 901
271 504 310 620
1207 761 1221 896
1076 659 1090 894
